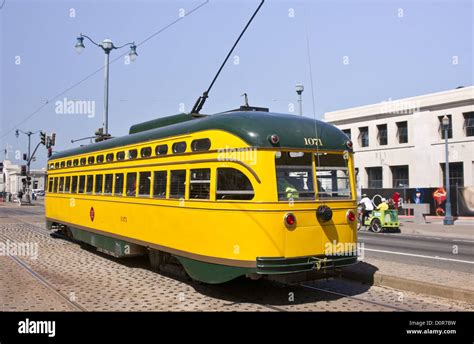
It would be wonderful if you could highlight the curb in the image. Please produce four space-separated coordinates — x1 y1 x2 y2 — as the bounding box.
338 269 474 304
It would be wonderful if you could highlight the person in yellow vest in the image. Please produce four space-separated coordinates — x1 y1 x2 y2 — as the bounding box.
277 176 299 200
376 198 389 211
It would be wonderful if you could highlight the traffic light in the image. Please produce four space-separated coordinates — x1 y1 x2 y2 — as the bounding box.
40 131 46 145
20 165 27 176
26 176 31 186
50 133 56 146
47 147 53 158
23 153 27 161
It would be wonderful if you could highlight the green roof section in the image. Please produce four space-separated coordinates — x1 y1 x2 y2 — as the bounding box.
50 111 351 160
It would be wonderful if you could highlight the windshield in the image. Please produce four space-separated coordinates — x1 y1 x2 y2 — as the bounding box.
315 152 351 199
275 151 352 201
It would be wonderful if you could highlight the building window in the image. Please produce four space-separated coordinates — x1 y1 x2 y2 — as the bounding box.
139 172 151 196
191 139 211 152
358 127 369 147
342 129 351 140
463 112 474 137
391 165 409 187
114 173 124 196
153 171 167 198
169 170 186 198
128 149 138 159
141 147 152 158
438 115 452 139
216 168 254 200
86 175 93 193
104 174 113 194
441 162 464 187
155 144 168 156
366 167 382 188
126 173 137 196
71 176 78 193
95 175 103 194
189 169 211 199
377 124 388 146
396 121 408 143
78 176 85 193
116 151 125 161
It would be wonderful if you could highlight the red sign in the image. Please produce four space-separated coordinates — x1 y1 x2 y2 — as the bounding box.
90 207 95 222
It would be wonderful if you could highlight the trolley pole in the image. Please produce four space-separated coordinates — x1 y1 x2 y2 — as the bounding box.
442 115 454 225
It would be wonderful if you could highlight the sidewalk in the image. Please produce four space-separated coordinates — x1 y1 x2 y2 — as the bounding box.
398 221 473 240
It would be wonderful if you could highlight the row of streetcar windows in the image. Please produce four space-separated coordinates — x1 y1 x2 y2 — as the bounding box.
47 167 254 201
48 138 211 170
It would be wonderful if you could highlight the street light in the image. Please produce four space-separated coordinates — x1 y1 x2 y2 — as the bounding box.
442 115 454 225
75 33 138 137
296 83 304 116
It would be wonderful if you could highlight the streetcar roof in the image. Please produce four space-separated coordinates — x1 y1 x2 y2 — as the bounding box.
49 111 351 160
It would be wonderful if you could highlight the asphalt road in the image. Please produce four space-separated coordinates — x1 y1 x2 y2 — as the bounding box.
358 230 474 273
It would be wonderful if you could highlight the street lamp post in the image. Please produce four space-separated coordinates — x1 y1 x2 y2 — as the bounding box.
442 115 454 225
75 34 138 137
15 129 40 204
296 83 304 116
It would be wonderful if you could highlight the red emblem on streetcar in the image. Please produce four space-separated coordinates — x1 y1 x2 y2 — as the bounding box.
90 207 95 222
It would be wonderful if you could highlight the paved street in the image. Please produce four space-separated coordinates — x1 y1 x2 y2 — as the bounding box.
0 202 473 312
358 230 474 273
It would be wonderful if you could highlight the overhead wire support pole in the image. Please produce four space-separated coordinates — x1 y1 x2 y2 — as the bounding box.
191 0 265 115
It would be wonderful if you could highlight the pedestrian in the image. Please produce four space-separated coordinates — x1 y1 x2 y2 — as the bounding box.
393 191 400 208
358 194 374 226
376 198 389 211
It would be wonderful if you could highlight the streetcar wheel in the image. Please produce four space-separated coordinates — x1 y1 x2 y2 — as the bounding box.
370 219 383 233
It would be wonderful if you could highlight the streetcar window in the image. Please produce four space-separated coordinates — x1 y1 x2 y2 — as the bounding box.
128 149 138 159
153 171 167 198
73 159 79 167
155 144 168 156
114 173 124 196
315 153 351 199
71 176 78 193
191 138 211 152
275 152 315 201
88 156 95 164
80 158 86 166
216 168 254 200
49 163 54 170
65 176 71 192
104 174 113 194
172 142 187 154
116 151 125 161
169 170 186 198
86 175 93 193
54 177 58 193
66 160 72 167
139 172 151 196
97 155 104 163
59 177 65 192
106 153 114 162
60 161 65 168
189 169 210 199
95 175 103 194
78 176 85 193
48 178 53 193
55 162 59 169
141 147 152 158
126 173 137 196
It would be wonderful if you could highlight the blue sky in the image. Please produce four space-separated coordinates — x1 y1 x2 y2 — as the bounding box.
1 0 472 168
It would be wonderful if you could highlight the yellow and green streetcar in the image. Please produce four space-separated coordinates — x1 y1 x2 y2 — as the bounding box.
45 109 359 283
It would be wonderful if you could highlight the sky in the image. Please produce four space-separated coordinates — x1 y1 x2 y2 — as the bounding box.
1 0 473 169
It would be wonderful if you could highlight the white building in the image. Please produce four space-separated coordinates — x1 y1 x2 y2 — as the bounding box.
0 160 46 195
324 86 474 189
